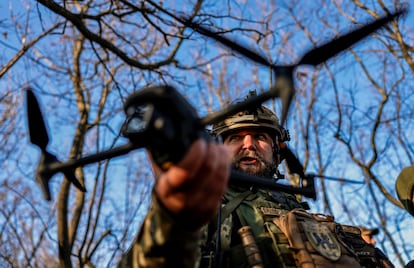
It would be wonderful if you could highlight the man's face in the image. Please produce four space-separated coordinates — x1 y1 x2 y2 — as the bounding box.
223 129 276 177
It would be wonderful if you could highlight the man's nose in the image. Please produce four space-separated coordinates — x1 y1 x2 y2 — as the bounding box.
242 135 256 150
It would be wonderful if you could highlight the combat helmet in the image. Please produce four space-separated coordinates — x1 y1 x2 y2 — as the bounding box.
211 90 290 145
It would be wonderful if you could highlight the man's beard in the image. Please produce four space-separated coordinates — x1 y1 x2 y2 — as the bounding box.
232 151 277 178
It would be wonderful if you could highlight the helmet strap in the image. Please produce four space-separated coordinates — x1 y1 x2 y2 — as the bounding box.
272 136 281 164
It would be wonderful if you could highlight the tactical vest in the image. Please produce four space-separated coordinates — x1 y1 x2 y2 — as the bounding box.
200 186 393 268
200 187 309 267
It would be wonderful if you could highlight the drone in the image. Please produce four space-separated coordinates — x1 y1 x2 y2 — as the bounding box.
26 8 406 201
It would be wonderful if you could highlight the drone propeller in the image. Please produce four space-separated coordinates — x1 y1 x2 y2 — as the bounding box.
185 5 405 188
26 89 86 201
183 8 406 125
298 9 406 66
26 89 50 151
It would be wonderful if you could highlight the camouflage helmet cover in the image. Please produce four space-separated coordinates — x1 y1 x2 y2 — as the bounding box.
211 91 289 143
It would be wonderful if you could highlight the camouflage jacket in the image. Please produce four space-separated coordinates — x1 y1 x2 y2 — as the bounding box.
117 193 202 268
118 185 394 268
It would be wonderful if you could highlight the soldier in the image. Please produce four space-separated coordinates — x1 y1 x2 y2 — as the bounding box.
119 91 394 268
395 165 414 216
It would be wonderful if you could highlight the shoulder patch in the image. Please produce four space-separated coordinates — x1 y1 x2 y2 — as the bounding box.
301 220 341 261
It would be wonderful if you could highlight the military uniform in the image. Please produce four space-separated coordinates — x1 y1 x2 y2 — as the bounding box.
117 193 201 268
118 186 305 268
118 184 394 267
200 185 306 268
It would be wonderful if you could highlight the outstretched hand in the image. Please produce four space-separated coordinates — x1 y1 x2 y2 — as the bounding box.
153 139 231 231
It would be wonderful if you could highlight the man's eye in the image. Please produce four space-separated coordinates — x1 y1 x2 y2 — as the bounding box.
228 135 240 142
255 134 267 141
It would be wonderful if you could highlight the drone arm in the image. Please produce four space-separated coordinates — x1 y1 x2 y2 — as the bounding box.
230 170 316 200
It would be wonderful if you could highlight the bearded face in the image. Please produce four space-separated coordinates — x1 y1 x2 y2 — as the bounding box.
223 129 277 178
232 150 277 178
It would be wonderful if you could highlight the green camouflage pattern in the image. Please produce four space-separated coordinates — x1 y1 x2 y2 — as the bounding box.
118 194 202 268
119 185 394 267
